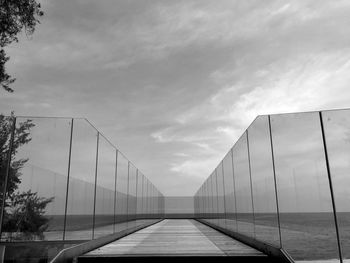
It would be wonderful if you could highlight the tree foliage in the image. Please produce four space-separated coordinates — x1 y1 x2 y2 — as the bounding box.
0 113 33 201
0 113 53 240
3 191 53 240
0 0 43 92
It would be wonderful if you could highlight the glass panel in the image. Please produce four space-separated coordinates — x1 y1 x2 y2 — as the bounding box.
65 119 97 240
156 189 159 217
127 163 137 227
248 115 280 247
322 109 350 260
205 180 210 221
216 163 226 228
150 184 154 217
136 172 143 220
115 153 128 232
202 185 205 219
214 172 219 225
232 134 255 238
2 117 71 241
160 193 164 218
271 112 339 261
223 150 237 232
198 187 202 218
0 115 15 235
142 177 148 218
207 176 213 224
201 184 204 219
93 136 115 239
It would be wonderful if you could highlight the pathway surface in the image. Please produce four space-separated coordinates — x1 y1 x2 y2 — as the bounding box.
84 219 264 257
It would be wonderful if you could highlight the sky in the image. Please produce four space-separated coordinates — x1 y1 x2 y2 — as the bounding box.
1 0 350 196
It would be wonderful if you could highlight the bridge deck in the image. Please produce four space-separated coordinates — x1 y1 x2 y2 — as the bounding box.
83 219 265 257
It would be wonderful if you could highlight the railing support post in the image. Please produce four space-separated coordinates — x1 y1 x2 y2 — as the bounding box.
246 130 256 239
268 115 283 248
319 111 343 262
63 118 74 240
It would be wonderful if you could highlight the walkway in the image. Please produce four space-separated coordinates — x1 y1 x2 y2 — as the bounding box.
80 219 266 260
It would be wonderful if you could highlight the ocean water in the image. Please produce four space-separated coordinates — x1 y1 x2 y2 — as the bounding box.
203 212 350 261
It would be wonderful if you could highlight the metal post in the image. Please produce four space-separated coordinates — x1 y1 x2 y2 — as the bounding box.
63 118 74 240
319 111 343 262
246 130 256 239
113 150 118 233
92 132 99 239
0 117 16 236
268 115 283 248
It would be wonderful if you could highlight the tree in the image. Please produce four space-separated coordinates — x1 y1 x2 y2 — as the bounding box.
0 113 33 202
3 190 53 240
0 113 53 240
0 0 43 92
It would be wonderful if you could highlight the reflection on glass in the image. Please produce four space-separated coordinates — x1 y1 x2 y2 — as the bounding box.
207 176 213 224
271 112 339 261
212 172 219 225
94 136 115 239
322 110 350 260
115 154 128 232
248 115 280 247
136 172 143 220
2 118 71 241
127 163 137 228
232 134 254 238
0 115 164 250
142 177 148 218
216 163 226 228
223 150 237 232
65 119 97 240
205 180 209 220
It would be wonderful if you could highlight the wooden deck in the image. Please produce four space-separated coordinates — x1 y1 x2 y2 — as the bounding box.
83 219 265 257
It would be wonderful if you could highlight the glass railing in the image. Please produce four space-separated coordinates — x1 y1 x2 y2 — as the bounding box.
194 109 350 262
0 115 164 248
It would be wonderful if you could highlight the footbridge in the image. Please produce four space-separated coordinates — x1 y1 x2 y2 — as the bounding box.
0 109 349 262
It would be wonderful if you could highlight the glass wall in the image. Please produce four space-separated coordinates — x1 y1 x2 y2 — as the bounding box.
2 117 71 241
93 135 115 239
195 110 350 262
127 163 137 229
248 116 280 247
321 109 350 260
115 153 129 232
233 133 255 238
0 116 164 244
66 119 97 240
216 163 226 228
223 150 237 232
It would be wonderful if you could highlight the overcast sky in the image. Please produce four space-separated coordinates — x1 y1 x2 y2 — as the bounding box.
1 0 350 196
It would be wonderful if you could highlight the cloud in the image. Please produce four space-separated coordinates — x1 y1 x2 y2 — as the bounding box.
151 49 350 186
2 0 350 196
170 158 219 179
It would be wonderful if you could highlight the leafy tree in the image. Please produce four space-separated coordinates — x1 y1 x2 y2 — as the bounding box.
0 0 43 92
3 190 53 240
0 113 53 240
0 113 33 202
